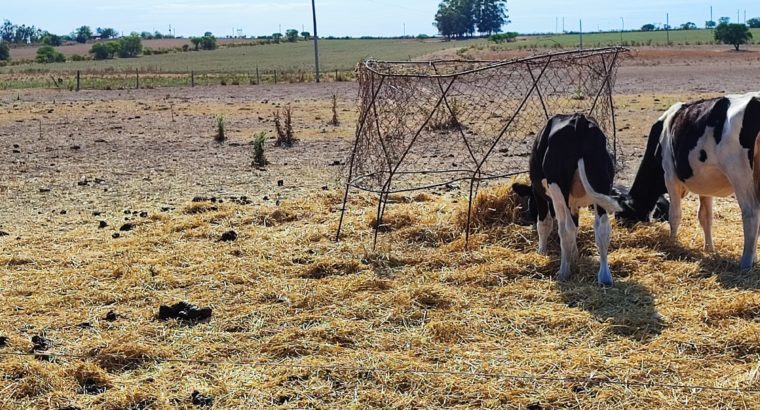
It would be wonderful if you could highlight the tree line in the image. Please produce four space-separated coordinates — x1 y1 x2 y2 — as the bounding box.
434 0 510 38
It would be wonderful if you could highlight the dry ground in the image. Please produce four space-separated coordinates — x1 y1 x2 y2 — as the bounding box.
1 48 760 408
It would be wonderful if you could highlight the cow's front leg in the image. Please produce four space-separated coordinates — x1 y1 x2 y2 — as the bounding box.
665 179 685 241
535 196 553 256
735 190 760 269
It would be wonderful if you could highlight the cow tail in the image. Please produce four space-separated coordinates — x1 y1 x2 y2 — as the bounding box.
578 158 622 214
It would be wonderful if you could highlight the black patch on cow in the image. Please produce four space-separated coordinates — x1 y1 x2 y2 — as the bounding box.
740 97 760 166
618 120 667 223
527 113 614 225
670 97 730 181
699 150 707 162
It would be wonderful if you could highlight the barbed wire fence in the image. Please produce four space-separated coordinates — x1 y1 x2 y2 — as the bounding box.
336 47 628 246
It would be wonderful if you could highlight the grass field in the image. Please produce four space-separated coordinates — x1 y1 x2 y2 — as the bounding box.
2 28 759 90
0 38 485 74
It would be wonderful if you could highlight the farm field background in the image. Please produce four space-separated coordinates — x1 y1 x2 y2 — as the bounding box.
2 41 760 407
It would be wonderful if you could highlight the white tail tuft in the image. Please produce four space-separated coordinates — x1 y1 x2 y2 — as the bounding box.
578 159 622 214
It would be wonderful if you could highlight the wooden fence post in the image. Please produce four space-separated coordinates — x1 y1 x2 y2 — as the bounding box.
191 71 195 87
274 70 277 84
136 69 140 89
256 66 260 85
76 71 80 92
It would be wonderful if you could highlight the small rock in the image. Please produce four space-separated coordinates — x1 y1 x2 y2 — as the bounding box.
120 223 135 232
92 211 102 216
39 187 51 193
105 311 118 322
60 210 67 215
139 211 148 218
277 180 284 187
191 391 213 407
77 322 93 329
0 336 7 347
111 233 120 239
0 231 8 237
98 221 108 229
70 145 81 150
220 230 238 242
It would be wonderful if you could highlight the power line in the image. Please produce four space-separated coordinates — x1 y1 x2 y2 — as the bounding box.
1 351 759 395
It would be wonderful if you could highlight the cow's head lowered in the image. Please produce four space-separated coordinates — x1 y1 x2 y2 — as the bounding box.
511 182 537 226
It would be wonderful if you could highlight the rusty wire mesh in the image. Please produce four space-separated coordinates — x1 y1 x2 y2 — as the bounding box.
337 47 627 243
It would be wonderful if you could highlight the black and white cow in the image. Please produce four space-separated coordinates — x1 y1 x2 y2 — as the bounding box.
617 92 760 268
513 113 621 286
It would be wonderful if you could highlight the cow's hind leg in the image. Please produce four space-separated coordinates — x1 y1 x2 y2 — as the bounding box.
594 206 613 287
545 182 576 281
698 196 715 253
735 189 760 269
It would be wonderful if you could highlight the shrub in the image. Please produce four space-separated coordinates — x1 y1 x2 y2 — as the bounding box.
215 115 226 143
0 42 9 62
70 54 88 61
274 106 296 147
74 25 92 43
118 35 142 58
285 29 299 42
490 32 518 44
41 34 63 46
36 45 65 63
91 43 112 60
329 95 340 126
252 132 268 166
200 35 216 50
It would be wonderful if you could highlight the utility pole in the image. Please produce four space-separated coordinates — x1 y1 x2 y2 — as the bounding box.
312 0 321 83
666 13 670 44
710 6 713 23
556 17 558 34
621 17 624 44
579 20 583 49
403 23 406 37
562 17 565 33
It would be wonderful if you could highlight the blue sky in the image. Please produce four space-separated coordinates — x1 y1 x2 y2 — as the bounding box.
2 1 758 37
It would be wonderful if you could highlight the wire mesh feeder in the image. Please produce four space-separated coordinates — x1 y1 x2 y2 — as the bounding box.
336 47 629 246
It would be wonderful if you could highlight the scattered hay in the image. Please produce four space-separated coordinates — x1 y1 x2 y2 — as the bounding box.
368 209 417 232
89 340 165 372
0 360 57 399
298 258 365 279
454 179 530 231
182 202 219 215
70 362 111 395
409 284 457 309
706 294 760 322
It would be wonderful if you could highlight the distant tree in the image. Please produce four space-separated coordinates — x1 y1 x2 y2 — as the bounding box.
705 20 717 29
434 0 477 38
204 32 213 37
300 31 311 40
199 35 216 50
718 17 731 25
641 23 656 31
714 22 752 51
100 28 118 39
36 45 65 63
153 31 164 39
42 33 63 46
285 29 299 42
190 37 202 50
106 41 121 56
680 22 697 30
272 32 283 43
0 42 10 62
748 18 760 29
140 31 154 40
477 0 509 35
118 34 142 57
74 25 92 43
1 20 14 43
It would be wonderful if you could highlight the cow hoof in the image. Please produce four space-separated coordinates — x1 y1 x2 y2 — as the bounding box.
557 270 571 282
538 247 549 256
597 270 614 287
